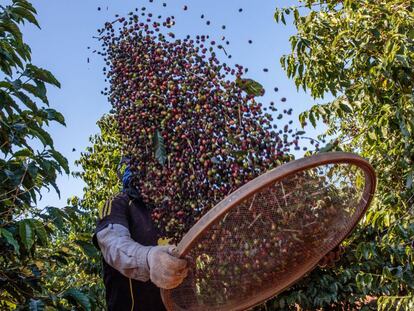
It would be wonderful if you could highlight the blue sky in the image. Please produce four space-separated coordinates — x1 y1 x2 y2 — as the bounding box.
19 0 325 208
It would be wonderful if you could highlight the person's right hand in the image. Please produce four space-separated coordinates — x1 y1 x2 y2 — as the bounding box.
147 245 188 289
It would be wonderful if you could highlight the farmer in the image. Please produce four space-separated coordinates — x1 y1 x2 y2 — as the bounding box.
93 160 188 311
93 161 343 311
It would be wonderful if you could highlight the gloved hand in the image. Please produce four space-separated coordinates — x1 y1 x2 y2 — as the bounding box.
147 245 188 289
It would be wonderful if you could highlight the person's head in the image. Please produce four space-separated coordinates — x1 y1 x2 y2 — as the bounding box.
117 156 138 195
117 156 149 203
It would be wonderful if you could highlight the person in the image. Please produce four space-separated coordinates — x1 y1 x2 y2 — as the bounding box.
93 161 188 311
93 160 343 310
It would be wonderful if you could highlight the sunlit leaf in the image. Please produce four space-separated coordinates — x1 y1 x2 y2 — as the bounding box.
236 78 265 97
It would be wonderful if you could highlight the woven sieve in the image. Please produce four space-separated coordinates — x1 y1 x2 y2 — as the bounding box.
161 152 376 311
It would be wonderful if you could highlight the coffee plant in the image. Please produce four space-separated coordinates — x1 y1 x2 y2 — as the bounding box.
0 1 94 309
269 0 414 310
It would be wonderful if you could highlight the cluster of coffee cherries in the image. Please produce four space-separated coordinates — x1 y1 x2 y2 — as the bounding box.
98 8 301 242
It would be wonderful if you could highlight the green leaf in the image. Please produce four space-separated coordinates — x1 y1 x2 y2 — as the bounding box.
153 129 167 166
18 219 35 251
13 0 38 13
281 12 286 25
46 206 66 231
395 54 410 68
318 142 334 153
21 81 48 104
0 81 14 90
236 78 265 97
13 90 38 112
25 64 61 88
299 112 307 127
29 299 44 311
384 213 390 227
13 148 33 158
339 103 353 113
10 6 40 28
63 288 91 311
0 89 21 114
309 112 316 128
0 228 20 254
0 19 23 40
49 149 69 174
32 220 48 246
368 131 376 141
74 240 98 258
274 10 280 23
293 8 299 22
28 126 53 147
42 108 66 125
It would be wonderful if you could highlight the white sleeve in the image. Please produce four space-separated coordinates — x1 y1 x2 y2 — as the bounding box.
96 223 153 282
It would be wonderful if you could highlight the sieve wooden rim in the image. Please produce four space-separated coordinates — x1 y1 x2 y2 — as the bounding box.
161 152 376 311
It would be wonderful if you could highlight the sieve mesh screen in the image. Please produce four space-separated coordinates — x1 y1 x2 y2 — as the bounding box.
166 163 369 311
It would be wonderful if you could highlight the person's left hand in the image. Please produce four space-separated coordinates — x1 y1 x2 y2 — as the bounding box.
147 245 188 289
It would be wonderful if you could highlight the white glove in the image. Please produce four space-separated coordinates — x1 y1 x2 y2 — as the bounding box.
96 224 152 281
147 245 188 289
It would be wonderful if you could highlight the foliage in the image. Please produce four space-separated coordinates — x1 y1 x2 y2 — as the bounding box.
271 0 414 310
70 114 124 308
74 115 122 214
40 115 123 311
0 1 93 309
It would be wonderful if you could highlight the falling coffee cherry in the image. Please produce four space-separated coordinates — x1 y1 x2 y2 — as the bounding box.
274 87 279 92
222 25 226 30
248 40 253 44
239 8 243 12
97 7 101 11
263 68 269 72
281 97 287 102
206 20 211 25
183 5 188 11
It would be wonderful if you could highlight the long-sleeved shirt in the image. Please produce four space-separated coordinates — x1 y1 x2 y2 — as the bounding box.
93 193 166 311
